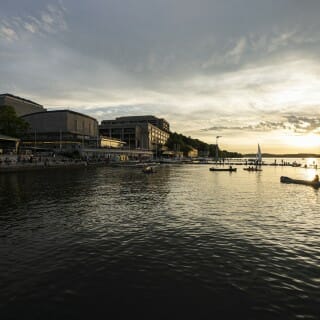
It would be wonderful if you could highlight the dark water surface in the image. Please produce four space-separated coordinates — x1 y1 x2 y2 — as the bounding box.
1 164 320 319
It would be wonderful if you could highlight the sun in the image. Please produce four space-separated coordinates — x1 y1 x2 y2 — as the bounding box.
284 133 320 150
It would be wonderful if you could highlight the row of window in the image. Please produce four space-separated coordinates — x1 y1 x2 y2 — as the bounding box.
101 120 169 132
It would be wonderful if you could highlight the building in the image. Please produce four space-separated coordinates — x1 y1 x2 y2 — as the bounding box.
87 136 126 149
112 115 170 132
0 93 46 117
80 147 153 162
162 150 184 159
99 115 170 153
187 147 198 158
21 110 99 150
99 137 126 148
0 134 20 154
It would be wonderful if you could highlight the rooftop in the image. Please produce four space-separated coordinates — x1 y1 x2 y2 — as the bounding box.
21 109 98 122
0 93 43 107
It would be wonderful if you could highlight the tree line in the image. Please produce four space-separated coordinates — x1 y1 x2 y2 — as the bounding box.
165 132 242 158
0 105 29 138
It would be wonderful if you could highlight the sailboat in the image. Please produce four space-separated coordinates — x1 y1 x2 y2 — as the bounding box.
243 144 263 171
256 144 262 167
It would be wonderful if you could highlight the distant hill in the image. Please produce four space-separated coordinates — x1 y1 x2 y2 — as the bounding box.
165 132 242 158
166 132 320 158
244 153 320 158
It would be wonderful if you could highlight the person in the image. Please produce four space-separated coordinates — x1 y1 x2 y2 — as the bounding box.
312 174 319 183
229 165 232 170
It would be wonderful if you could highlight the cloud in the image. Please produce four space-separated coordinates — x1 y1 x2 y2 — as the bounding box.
284 115 320 134
2 0 320 152
200 115 320 135
226 37 247 64
0 2 67 41
0 25 18 41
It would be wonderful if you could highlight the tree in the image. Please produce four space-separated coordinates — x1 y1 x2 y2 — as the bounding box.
165 131 242 158
0 105 29 138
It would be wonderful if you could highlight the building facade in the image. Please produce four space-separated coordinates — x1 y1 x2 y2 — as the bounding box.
99 137 126 148
0 134 20 154
0 93 46 117
80 147 153 162
187 147 198 158
112 115 170 132
99 116 170 152
87 136 126 149
22 110 99 150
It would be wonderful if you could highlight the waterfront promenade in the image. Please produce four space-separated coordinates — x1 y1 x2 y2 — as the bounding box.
0 155 88 172
0 155 311 172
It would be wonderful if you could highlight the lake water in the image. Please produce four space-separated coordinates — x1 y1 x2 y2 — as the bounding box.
1 161 320 319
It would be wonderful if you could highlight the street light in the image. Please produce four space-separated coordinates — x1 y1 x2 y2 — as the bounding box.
215 136 222 162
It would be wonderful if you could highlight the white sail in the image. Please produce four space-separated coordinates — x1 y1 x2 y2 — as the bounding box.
256 144 262 164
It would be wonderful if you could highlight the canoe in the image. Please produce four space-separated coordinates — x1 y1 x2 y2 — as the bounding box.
209 167 237 172
243 168 262 171
280 176 320 188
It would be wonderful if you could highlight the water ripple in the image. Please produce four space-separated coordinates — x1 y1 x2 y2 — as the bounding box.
1 165 320 318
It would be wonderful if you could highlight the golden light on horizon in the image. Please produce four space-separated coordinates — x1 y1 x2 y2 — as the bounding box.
284 133 320 151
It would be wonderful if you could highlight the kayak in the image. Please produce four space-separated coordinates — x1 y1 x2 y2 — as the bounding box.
209 167 237 172
280 176 320 188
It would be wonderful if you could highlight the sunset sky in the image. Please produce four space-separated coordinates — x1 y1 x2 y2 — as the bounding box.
1 0 320 153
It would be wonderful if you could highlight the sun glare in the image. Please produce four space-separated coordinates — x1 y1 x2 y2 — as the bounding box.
285 134 320 150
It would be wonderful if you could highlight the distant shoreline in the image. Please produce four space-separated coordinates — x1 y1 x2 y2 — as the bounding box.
243 154 320 158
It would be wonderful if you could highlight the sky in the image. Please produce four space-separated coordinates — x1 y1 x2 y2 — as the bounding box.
1 0 320 154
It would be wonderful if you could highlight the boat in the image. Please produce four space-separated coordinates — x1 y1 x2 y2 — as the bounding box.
243 167 262 172
244 144 263 171
256 144 262 165
209 167 237 172
280 176 320 188
291 161 301 167
142 165 157 174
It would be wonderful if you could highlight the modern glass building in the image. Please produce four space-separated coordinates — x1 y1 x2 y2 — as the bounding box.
99 115 170 152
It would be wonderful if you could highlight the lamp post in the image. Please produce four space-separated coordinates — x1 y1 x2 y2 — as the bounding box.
59 129 62 150
215 136 222 163
34 130 37 150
